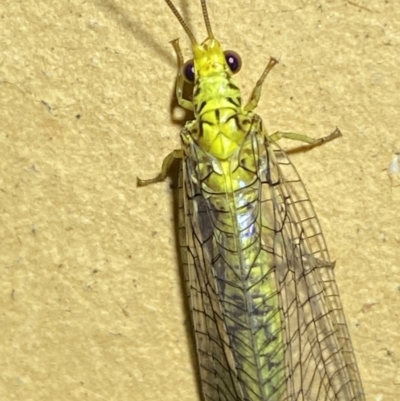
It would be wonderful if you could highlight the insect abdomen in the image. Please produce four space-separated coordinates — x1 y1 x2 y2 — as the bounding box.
188 122 287 400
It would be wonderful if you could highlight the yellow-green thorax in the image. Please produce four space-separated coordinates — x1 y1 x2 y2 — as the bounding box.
190 38 246 160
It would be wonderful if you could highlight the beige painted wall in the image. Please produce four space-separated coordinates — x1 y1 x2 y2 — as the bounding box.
1 0 399 400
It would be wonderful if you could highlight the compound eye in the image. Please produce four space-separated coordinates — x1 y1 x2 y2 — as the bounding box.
183 60 195 83
224 51 241 74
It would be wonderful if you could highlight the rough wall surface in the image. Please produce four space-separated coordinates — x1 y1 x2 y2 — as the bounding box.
1 1 399 400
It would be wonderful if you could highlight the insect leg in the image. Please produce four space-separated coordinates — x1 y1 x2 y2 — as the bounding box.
244 57 279 112
171 39 194 111
269 127 342 150
137 149 183 186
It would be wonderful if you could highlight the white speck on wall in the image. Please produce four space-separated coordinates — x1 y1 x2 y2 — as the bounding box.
387 152 400 175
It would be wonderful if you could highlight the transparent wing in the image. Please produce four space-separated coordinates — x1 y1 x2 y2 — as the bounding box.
263 138 365 401
178 162 243 401
178 127 364 401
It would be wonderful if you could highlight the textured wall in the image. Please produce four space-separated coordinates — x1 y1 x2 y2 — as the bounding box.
1 1 399 400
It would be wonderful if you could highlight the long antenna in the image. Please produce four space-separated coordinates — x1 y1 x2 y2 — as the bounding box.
164 0 197 44
200 0 214 38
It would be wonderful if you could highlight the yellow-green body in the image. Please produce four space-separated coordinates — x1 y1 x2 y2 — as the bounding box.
138 1 365 400
181 54 285 399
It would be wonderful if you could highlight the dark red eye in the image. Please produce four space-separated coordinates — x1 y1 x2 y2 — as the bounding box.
183 60 195 82
224 51 241 74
